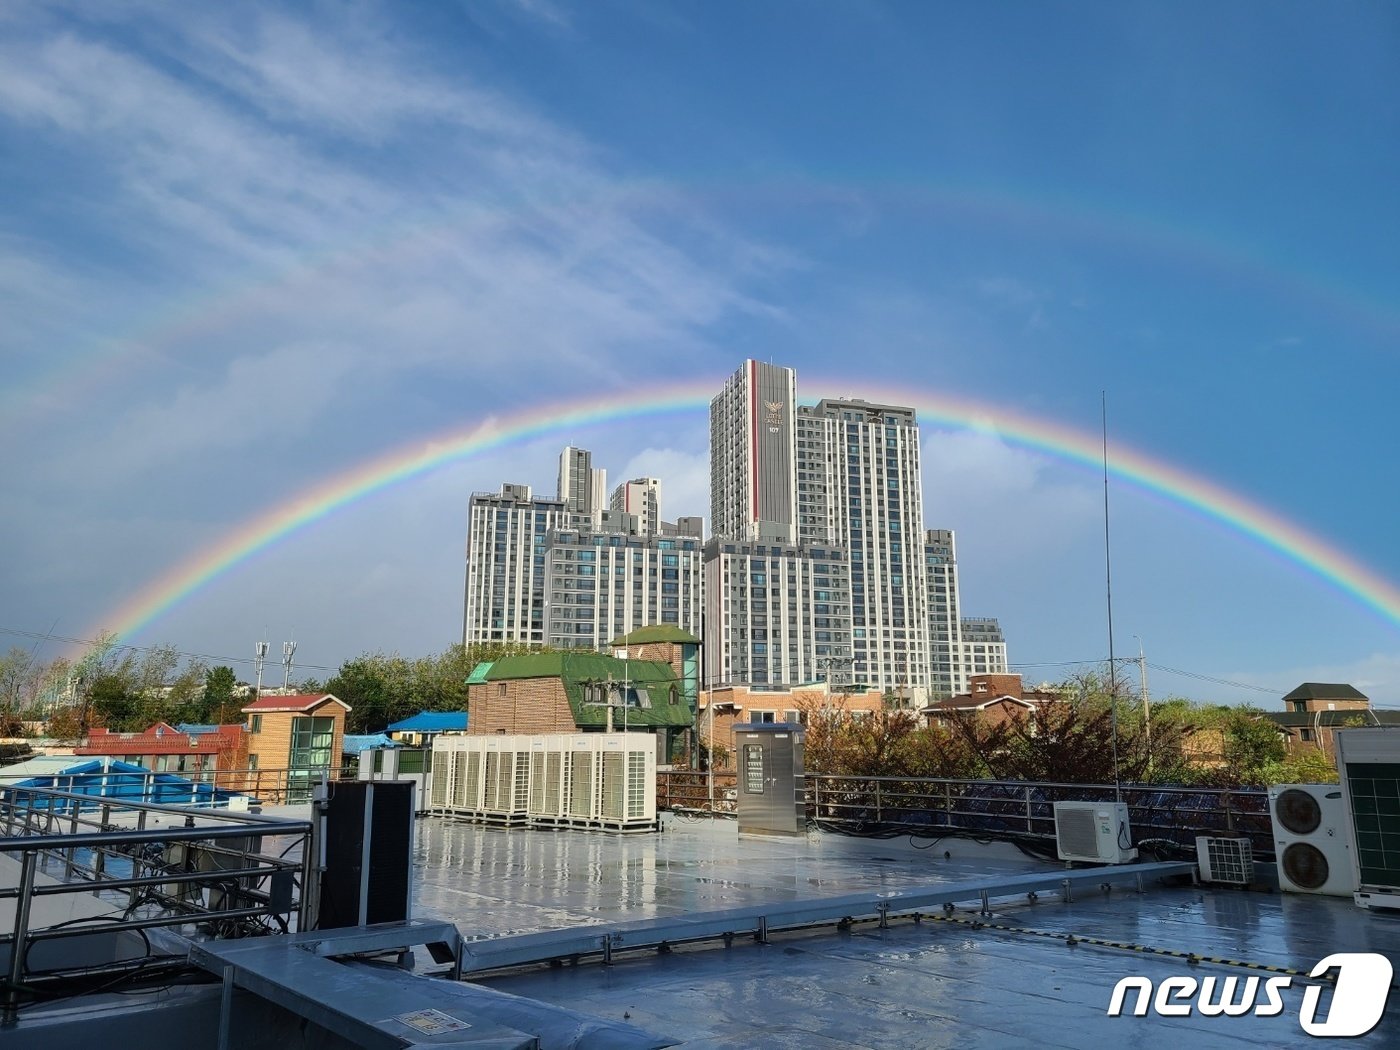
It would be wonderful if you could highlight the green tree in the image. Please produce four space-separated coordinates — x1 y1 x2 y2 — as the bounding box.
202 666 240 723
1220 705 1287 786
86 672 135 732
327 642 551 733
1260 748 1339 786
0 647 41 734
326 653 416 733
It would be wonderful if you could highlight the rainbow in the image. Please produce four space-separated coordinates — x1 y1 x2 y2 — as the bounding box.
10 180 1400 439
87 376 1400 646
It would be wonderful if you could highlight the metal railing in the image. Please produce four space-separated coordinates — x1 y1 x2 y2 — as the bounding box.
656 770 738 813
0 765 340 807
804 774 1272 854
0 784 313 1021
655 770 1272 850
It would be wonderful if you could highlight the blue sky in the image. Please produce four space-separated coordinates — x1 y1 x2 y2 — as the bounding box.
2 1 1398 705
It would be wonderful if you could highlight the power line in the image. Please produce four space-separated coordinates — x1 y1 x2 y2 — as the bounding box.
0 625 342 676
1144 663 1281 696
1011 654 1281 696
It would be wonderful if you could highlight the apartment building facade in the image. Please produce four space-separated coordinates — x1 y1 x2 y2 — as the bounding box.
708 361 951 701
610 476 662 536
558 446 607 517
802 397 930 699
702 536 851 688
544 519 703 649
464 460 704 651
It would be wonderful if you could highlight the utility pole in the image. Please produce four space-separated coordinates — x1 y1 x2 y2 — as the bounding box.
1135 635 1152 777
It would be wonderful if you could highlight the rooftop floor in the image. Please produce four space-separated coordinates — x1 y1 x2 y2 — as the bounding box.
412 814 1400 1048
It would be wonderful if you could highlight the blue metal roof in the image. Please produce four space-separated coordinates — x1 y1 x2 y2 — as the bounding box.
6 759 250 809
386 711 468 733
343 733 399 753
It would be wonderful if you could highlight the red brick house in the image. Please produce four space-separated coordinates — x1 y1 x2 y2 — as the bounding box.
921 673 1061 728
76 721 248 784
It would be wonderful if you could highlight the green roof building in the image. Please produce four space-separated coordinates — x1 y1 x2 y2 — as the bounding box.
466 651 694 763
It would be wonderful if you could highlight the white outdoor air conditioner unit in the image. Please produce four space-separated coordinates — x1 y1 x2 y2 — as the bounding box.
1053 801 1137 864
1269 784 1355 896
1195 836 1254 885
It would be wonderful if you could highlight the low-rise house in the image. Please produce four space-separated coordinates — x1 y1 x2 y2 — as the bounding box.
920 673 1061 729
465 651 692 765
609 626 702 716
1265 683 1396 761
241 693 349 801
386 712 468 747
75 721 248 784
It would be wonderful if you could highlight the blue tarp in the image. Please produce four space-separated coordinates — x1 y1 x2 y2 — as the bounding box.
386 711 467 733
343 734 399 753
4 759 250 810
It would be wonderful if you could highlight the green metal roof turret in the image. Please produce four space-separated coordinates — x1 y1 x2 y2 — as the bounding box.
609 625 701 647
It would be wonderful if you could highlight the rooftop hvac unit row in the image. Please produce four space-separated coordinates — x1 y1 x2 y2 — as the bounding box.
1052 801 1138 864
431 733 655 831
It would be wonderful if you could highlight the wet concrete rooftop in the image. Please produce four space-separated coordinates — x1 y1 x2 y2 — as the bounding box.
410 815 1400 1048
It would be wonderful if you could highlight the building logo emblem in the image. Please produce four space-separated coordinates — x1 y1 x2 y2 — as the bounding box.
763 400 783 433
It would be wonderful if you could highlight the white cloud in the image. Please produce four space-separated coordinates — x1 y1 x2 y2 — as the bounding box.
0 7 780 499
920 429 1099 553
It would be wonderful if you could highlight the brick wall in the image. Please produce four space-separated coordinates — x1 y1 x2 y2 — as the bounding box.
468 678 579 734
244 700 346 792
628 641 684 686
967 673 1024 700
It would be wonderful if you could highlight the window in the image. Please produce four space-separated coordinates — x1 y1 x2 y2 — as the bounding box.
250 713 262 733
289 715 335 772
497 683 507 696
248 753 259 770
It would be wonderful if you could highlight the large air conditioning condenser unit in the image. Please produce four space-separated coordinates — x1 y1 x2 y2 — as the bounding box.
1053 801 1138 864
1269 784 1355 896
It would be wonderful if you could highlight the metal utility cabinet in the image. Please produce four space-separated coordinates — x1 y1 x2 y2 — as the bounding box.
735 722 805 837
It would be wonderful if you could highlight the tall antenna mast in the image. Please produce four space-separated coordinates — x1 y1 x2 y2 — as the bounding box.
1102 393 1122 801
282 638 298 691
254 638 269 696
1135 635 1152 778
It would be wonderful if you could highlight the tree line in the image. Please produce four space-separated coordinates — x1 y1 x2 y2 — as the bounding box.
4 642 1336 787
0 638 543 738
799 673 1338 788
